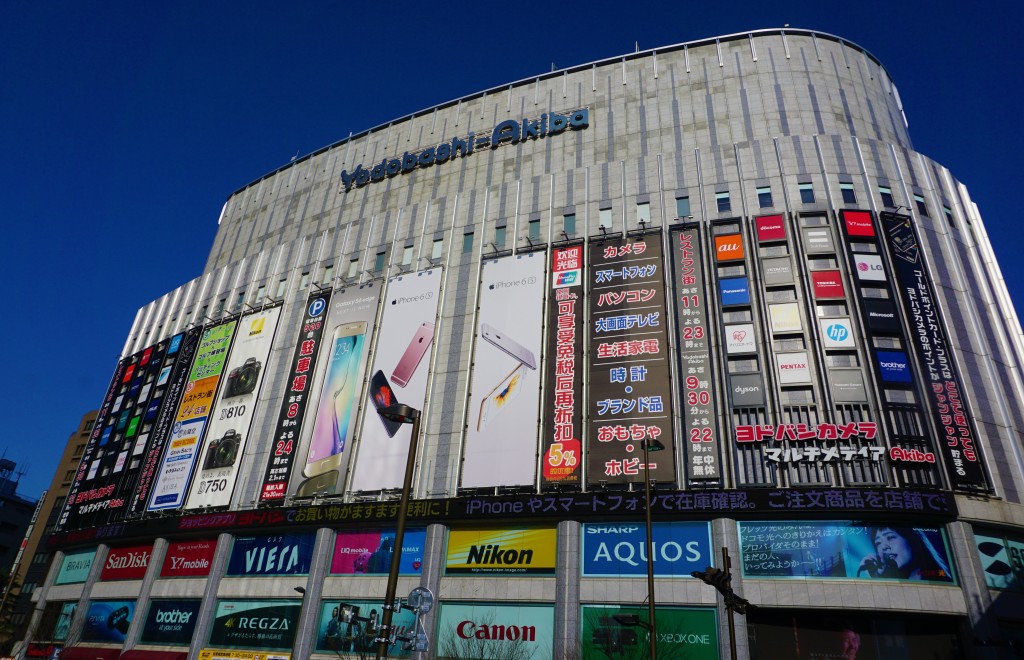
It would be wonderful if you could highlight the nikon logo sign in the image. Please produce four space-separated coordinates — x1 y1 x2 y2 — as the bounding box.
340 109 589 191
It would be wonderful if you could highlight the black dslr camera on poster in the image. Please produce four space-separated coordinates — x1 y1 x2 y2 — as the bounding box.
225 357 261 397
205 429 241 469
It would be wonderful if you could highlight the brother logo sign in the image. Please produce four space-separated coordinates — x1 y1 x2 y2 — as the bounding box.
340 109 589 191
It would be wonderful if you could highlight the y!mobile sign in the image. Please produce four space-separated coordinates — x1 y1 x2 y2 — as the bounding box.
161 540 217 577
541 245 584 486
588 235 676 485
149 320 238 511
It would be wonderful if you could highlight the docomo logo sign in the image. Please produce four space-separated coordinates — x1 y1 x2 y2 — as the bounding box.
714 234 744 262
341 109 589 191
843 210 876 237
756 214 786 242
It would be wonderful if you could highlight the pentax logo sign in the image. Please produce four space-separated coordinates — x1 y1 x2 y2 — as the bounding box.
714 234 744 262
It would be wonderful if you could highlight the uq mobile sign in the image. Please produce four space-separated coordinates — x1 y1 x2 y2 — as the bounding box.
339 109 589 191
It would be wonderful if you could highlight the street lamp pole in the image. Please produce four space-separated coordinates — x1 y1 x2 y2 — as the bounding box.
375 404 422 660
642 438 657 660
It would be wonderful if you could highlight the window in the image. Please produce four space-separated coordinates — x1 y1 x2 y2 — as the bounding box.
321 264 333 285
494 226 507 248
275 278 288 298
914 194 928 216
214 298 227 317
716 191 731 213
879 186 894 208
299 272 310 290
234 292 245 312
528 218 541 241
373 252 386 272
347 259 359 279
563 213 576 235
83 419 95 432
599 208 613 229
73 443 85 458
636 202 651 224
463 231 474 253
31 552 49 565
255 285 266 303
63 470 75 484
839 182 856 205
799 182 815 204
431 238 444 260
943 205 956 229
22 582 37 595
756 186 773 208
401 246 413 266
675 196 691 219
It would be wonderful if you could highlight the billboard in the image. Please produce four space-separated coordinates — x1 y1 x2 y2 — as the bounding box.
588 235 676 485
226 533 316 576
801 227 835 253
762 257 794 285
446 527 557 575
581 605 718 660
351 269 441 491
329 528 426 575
768 302 802 333
730 374 766 407
738 521 954 582
862 299 901 333
287 285 380 499
714 234 744 261
831 369 868 402
811 270 845 299
140 599 201 645
820 318 856 348
854 253 887 281
186 305 282 509
876 350 913 383
314 600 415 655
541 245 584 486
843 209 876 237
882 212 989 490
718 277 750 306
161 539 218 577
100 544 152 581
725 324 756 354
462 254 545 489
974 529 1024 591
149 319 239 511
209 600 302 649
435 603 554 660
53 602 77 642
755 214 786 242
580 522 712 577
54 549 95 584
258 292 332 501
82 600 135 643
776 352 812 385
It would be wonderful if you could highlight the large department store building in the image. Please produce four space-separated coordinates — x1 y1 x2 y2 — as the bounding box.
23 28 1024 660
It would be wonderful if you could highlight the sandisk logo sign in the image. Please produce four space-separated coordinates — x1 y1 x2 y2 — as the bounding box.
844 210 876 237
715 234 744 262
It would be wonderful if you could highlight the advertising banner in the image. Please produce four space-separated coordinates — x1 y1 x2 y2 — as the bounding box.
876 350 913 383
581 605 718 660
186 305 282 509
862 299 901 333
435 603 554 660
776 352 812 385
287 285 380 499
725 324 756 354
974 529 1024 591
762 257 794 285
843 209 876 237
53 602 77 642
588 235 676 485
541 245 584 486
128 326 203 517
100 544 152 580
54 549 95 584
768 303 802 333
830 369 868 402
670 228 720 482
209 600 301 649
755 214 786 242
351 269 441 491
820 318 856 348
854 253 887 281
140 599 201 645
199 651 290 660
227 533 316 576
581 522 712 577
446 527 556 575
149 320 239 511
801 227 835 253
730 374 766 407
258 292 332 502
462 253 545 489
329 528 426 575
161 539 217 577
718 277 750 306
82 600 135 643
314 600 416 655
738 520 955 582
811 270 846 299
714 234 744 262
882 212 989 490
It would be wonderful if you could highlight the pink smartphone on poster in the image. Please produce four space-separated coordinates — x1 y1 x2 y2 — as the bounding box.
391 322 434 388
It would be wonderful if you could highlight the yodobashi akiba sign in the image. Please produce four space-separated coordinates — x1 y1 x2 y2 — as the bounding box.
581 522 712 577
100 544 152 580
161 539 217 577
340 109 588 191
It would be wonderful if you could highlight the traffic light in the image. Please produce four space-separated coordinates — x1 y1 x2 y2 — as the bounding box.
690 566 731 593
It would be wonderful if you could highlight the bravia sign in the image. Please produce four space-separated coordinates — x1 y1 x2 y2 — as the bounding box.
100 544 152 581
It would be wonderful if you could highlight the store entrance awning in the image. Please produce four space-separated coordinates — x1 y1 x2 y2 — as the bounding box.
57 647 120 660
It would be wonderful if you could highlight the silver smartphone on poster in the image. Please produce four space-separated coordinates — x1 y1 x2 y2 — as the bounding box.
480 323 537 370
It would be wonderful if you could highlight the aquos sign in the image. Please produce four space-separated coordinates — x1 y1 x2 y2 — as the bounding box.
340 108 589 191
581 522 712 577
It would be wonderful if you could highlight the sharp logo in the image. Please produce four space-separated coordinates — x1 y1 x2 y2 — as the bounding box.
467 544 534 565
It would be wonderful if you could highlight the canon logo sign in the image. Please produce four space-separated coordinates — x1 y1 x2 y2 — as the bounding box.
457 620 536 642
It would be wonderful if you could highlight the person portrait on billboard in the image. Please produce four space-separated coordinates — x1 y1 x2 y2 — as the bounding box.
323 606 341 650
856 526 953 582
367 535 394 573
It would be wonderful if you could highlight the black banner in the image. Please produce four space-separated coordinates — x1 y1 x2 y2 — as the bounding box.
587 234 676 485
881 213 989 490
259 291 333 502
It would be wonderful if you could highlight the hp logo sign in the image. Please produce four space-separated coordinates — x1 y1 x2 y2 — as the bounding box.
826 323 849 343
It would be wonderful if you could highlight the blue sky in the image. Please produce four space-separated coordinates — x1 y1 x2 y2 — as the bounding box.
2 1 1020 499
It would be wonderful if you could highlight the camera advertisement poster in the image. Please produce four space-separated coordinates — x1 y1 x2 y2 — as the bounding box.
287 284 380 499
350 268 441 491
738 520 955 583
186 304 283 509
461 253 545 489
148 320 238 511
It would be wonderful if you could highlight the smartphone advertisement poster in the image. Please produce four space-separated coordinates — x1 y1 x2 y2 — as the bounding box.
330 528 426 575
287 285 380 499
462 254 545 489
258 292 333 502
587 235 676 485
351 268 441 491
148 320 238 511
186 304 283 509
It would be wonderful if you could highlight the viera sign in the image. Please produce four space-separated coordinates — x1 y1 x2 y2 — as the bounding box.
340 109 589 192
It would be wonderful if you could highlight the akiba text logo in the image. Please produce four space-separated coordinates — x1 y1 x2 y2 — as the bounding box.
341 110 589 191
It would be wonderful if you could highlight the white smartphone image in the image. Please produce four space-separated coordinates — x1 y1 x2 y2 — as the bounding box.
480 323 537 370
476 363 527 432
